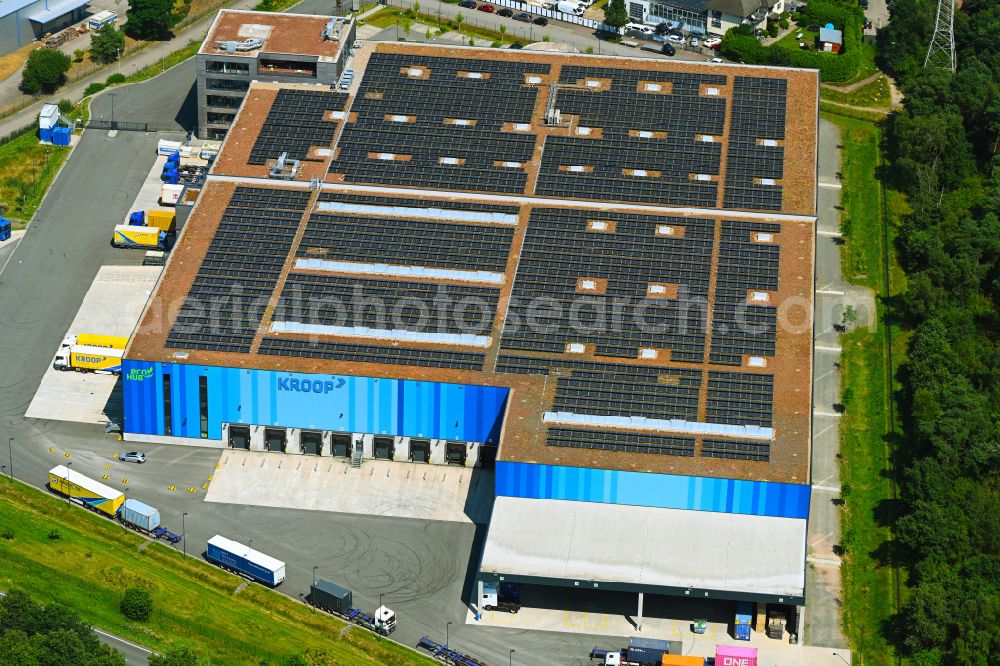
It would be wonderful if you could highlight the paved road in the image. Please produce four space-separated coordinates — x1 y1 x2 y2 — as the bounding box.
0 590 152 665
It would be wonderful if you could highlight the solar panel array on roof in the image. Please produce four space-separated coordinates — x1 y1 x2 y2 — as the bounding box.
547 427 696 457
723 76 787 211
298 212 515 274
275 273 500 335
501 208 714 361
316 191 520 215
709 220 780 365
333 53 548 192
706 371 774 428
166 187 312 352
248 89 346 165
701 438 771 462
496 354 702 422
259 337 485 370
535 66 726 206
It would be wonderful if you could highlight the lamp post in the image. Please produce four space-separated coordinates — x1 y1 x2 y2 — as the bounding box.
182 512 188 557
109 92 116 126
379 593 384 611
7 436 12 481
312 565 318 586
509 649 515 666
446 621 452 647
65 462 72 504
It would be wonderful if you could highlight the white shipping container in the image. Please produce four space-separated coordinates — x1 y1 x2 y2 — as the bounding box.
161 184 184 206
157 139 183 156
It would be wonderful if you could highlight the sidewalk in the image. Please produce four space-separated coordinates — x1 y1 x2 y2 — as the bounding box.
0 0 257 139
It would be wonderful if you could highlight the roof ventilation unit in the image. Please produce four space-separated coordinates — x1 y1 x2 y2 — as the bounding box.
268 152 300 180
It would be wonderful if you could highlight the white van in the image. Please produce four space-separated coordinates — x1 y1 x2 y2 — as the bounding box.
556 1 585 15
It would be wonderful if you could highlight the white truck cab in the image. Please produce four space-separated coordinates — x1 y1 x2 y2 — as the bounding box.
375 606 396 633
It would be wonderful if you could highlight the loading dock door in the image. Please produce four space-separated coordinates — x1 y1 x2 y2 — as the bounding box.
331 433 351 457
229 426 250 450
410 439 430 463
446 442 466 466
478 445 496 468
265 428 286 452
374 436 394 460
301 431 322 455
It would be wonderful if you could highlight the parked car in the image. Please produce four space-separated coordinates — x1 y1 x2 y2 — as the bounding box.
533 16 548 25
689 36 700 47
477 3 495 12
119 451 147 464
498 7 514 16
513 11 533 21
509 41 524 48
860 0 868 8
458 0 477 8
625 22 654 35
667 33 684 43
661 43 676 56
703 36 722 48
709 57 724 63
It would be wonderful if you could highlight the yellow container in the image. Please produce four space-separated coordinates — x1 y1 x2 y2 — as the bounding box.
147 209 176 233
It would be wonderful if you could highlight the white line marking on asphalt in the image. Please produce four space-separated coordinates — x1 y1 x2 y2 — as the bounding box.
812 484 841 493
814 411 843 418
92 629 153 654
817 229 843 237
816 289 846 296
808 556 843 567
818 181 843 189
815 345 843 352
813 423 837 440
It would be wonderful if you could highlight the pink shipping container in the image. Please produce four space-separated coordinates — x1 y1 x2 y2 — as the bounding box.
715 645 757 666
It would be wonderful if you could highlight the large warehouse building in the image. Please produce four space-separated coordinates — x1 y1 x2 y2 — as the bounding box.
123 39 818 626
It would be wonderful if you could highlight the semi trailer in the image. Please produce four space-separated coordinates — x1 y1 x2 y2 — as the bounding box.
60 333 128 349
112 224 169 250
207 535 285 587
308 579 397 635
53 344 124 374
590 638 681 666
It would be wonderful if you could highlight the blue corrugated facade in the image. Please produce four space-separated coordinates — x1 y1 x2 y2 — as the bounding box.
122 359 509 443
496 461 810 519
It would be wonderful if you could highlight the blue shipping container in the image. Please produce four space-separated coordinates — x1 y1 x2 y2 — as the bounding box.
120 498 160 531
39 127 52 143
0 218 11 242
52 127 71 146
206 535 285 587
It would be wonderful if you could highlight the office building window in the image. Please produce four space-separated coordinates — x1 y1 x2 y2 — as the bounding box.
163 375 172 436
199 376 208 438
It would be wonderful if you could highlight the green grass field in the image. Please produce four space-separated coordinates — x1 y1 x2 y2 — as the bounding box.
821 75 891 110
0 480 431 665
0 133 70 227
825 111 905 666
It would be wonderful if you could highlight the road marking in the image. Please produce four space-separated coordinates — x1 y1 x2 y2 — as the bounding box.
818 181 842 189
167 485 175 491
92 628 153 654
63 452 72 457
816 289 845 296
187 487 196 492
814 423 837 439
814 410 843 418
815 345 843 352
121 478 128 484
808 556 842 567
812 484 841 493
104 464 110 469
102 474 110 480
817 229 842 237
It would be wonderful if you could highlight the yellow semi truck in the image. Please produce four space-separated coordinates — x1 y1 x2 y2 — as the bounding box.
48 465 125 517
53 344 124 374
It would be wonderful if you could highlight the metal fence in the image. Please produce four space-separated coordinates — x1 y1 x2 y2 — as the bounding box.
84 120 153 132
485 0 618 33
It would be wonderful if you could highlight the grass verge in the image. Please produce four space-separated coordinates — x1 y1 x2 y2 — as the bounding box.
824 111 905 666
821 75 890 109
0 479 431 665
0 133 70 227
362 8 515 45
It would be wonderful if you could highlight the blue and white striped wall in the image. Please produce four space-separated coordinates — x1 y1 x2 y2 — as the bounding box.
122 359 509 443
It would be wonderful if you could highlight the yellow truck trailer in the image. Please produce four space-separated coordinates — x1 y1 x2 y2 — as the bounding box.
146 209 176 233
53 344 124 374
60 333 128 349
112 224 167 250
48 465 124 517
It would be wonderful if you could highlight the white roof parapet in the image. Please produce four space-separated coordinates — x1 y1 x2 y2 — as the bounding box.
271 321 491 347
315 201 519 225
294 258 504 285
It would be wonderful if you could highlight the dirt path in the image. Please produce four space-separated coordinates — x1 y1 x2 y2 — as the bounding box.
821 71 882 93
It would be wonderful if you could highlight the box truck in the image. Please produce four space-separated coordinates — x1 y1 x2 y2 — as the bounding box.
206 535 286 587
53 344 124 374
112 224 168 250
48 466 124 517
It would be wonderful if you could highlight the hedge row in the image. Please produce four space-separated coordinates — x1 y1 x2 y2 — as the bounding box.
721 0 865 83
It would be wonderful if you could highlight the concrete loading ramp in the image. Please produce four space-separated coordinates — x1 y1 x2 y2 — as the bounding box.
26 265 161 424
204 450 494 524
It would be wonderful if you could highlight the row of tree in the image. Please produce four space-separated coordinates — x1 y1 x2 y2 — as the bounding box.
879 0 1000 664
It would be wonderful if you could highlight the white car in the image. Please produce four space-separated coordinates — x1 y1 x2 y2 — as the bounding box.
689 36 700 47
667 34 684 43
119 451 147 464
703 36 722 48
625 23 654 35
709 57 724 63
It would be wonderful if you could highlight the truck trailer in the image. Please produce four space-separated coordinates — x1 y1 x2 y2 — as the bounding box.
119 498 161 532
308 579 397 635
206 535 285 587
590 638 682 666
60 333 128 350
112 224 168 250
48 466 124 517
735 602 753 641
53 344 124 374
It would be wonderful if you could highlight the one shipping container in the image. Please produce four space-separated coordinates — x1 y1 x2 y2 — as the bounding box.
310 579 352 614
206 535 286 586
147 209 176 232
628 637 673 665
120 498 161 532
48 466 124 517
715 645 757 666
52 127 71 146
661 656 704 666
160 184 184 206
157 140 182 156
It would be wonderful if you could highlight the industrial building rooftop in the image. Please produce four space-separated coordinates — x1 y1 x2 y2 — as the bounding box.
130 41 819 486
200 9 352 60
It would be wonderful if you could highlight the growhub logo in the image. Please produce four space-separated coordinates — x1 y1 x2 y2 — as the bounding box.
126 367 154 382
278 377 346 394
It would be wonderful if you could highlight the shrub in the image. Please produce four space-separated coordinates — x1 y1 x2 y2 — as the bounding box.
72 49 87 63
1 531 13 540
779 18 789 29
47 529 61 540
57 99 74 114
84 82 106 96
766 23 779 38
120 587 153 621
105 73 126 86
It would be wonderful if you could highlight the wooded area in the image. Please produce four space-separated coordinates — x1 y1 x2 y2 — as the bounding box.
881 0 1000 663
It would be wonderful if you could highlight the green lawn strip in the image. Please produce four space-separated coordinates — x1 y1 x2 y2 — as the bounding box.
774 27 818 50
0 134 70 227
122 40 202 86
827 112 904 665
823 112 883 293
362 8 512 44
254 0 302 11
0 480 431 665
820 75 890 109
